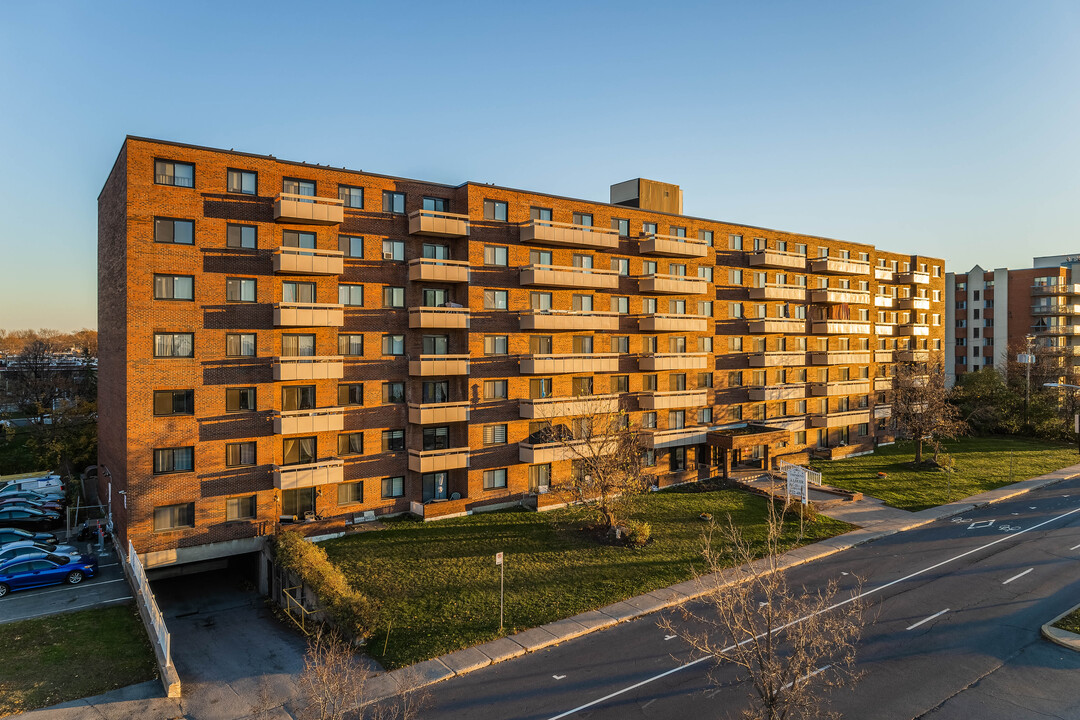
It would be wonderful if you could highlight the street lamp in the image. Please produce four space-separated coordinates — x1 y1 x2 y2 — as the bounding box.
1042 382 1080 455
1022 334 1037 426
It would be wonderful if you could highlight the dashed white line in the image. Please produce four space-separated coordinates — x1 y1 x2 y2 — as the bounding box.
1070 543 1080 551
907 608 949 630
664 634 677 641
783 664 831 689
553 674 567 680
1002 568 1033 585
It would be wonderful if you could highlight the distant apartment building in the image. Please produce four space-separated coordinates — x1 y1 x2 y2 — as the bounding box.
97 137 945 572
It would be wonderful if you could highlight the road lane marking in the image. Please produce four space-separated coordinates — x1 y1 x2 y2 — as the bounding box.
783 664 831 689
1002 568 1033 585
907 609 949 630
1071 543 1080 551
968 520 995 529
664 634 677 640
553 675 567 680
545 505 1080 720
17 578 126 598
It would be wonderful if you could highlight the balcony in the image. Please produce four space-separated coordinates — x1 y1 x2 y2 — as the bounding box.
273 303 344 327
638 314 708 332
519 264 620 290
809 410 871 428
748 250 806 270
519 438 615 463
639 233 709 258
408 259 470 284
749 285 807 301
409 354 470 376
811 289 871 305
272 356 344 381
874 404 893 419
273 459 344 490
897 323 930 337
875 324 895 336
638 390 709 410
896 350 929 362
520 219 619 250
638 274 709 295
811 321 872 335
875 350 894 363
273 407 345 435
1032 284 1080 296
408 307 471 329
519 310 620 331
408 447 470 473
274 193 344 225
810 380 871 396
810 351 871 365
810 258 871 276
408 402 471 425
749 351 806 367
898 297 931 311
518 394 620 419
748 319 807 334
874 377 893 392
273 247 344 275
748 384 806 401
1044 345 1080 356
408 209 470 238
641 426 711 449
875 267 895 282
896 271 931 285
874 295 895 308
1035 325 1080 335
637 353 709 371
519 353 619 375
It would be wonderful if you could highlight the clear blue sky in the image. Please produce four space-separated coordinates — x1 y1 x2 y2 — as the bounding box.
2 1 1078 330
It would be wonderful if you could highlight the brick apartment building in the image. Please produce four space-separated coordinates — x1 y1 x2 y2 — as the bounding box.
98 137 946 572
946 254 1080 387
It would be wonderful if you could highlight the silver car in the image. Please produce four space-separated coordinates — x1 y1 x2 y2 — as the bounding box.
0 540 82 564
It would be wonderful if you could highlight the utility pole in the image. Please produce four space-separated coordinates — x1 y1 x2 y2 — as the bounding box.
1023 334 1036 428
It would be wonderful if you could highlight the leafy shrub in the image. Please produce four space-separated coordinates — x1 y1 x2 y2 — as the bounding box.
623 521 651 547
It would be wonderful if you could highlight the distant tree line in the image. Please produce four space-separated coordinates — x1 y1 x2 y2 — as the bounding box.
0 328 97 357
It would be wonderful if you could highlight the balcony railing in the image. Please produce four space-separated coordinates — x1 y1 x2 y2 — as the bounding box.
897 297 931 310
273 303 345 327
408 354 471 376
273 459 344 490
875 324 895 336
874 377 893 391
810 351 871 365
809 410 871 428
637 353 709 371
1031 284 1080 296
519 353 620 375
519 310 620 331
811 320 872 334
874 404 892 419
1043 345 1080 356
408 401 471 425
638 389 709 410
408 258 470 284
749 285 808 301
897 323 930 336
875 350 894 362
408 307 471 329
874 295 895 307
273 407 346 435
520 219 619 250
810 380 871 396
748 384 806 401
519 264 620 290
811 289 871 305
1034 325 1080 335
639 233 709 258
896 350 929 362
519 438 616 463
748 351 807 367
274 193 344 225
641 426 712 449
748 318 807 334
810 258 871 276
272 356 344 381
748 250 806 270
638 274 709 295
896 271 931 285
273 247 344 275
638 314 708 332
518 393 620 419
875 267 895 282
408 209 470 238
408 447 470 473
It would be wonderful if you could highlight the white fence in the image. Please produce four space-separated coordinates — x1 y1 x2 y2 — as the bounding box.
775 458 822 486
127 541 172 668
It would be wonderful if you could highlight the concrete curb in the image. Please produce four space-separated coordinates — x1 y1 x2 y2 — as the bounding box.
1041 602 1080 652
364 464 1080 704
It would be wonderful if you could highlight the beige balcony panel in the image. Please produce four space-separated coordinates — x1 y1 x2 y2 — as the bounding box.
273 247 345 275
518 439 617 463
809 410 871 428
408 209 470 238
408 307 471 329
1032 304 1067 315
408 447 470 473
638 274 709 295
874 377 893 391
274 193 344 225
748 385 806 401
897 324 930 336
749 285 808 301
638 389 709 410
811 321 872 335
642 426 712 449
874 295 895 307
896 350 929 362
519 353 620 375
518 394 620 419
519 311 620 331
409 355 471 376
520 220 619 250
639 234 709 258
273 407 346 435
896 271 931 285
810 351 872 365
1032 284 1080 296
519 265 620 290
811 290 871 305
748 251 806 269
810 381 871 396
810 258 871 276
875 324 895 336
748 319 807 334
874 404 893 419
273 459 344 490
408 402 471 425
764 417 807 431
1045 345 1080 355
1036 326 1080 335
638 314 708 332
637 353 709 371
272 356 344 381
875 350 894 362
897 297 931 310
273 303 345 328
408 259 470 283
875 268 895 282
749 351 807 367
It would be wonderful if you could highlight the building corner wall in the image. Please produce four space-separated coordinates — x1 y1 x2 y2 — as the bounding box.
944 273 956 386
993 268 1010 371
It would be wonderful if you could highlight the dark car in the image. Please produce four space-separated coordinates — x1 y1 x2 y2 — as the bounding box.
0 527 56 545
0 508 62 530
0 553 98 597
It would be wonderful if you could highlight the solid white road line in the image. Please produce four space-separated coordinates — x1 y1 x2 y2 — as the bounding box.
782 664 831 690
1002 568 1033 585
907 609 949 630
1070 543 1080 551
6 596 133 622
545 505 1080 720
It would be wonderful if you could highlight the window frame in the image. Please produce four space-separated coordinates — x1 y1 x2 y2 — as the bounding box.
153 217 195 245
153 274 194 301
154 159 195 188
226 168 257 195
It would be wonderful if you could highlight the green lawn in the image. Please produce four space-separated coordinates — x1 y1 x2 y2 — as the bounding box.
1054 607 1080 635
811 436 1080 512
0 604 157 717
322 488 852 669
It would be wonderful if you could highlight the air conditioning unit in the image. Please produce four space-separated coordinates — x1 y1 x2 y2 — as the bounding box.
383 252 395 260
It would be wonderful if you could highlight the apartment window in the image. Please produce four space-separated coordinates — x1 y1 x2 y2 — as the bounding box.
153 390 194 416
573 212 593 227
340 235 364 258
283 178 315 197
338 284 364 306
484 290 508 310
338 335 364 356
484 379 508 400
382 476 405 499
281 488 315 518
382 334 404 355
281 334 315 357
153 274 194 300
282 385 315 411
730 303 743 319
226 278 256 303
699 230 714 246
225 442 256 467
933 314 941 326
699 336 714 353
669 263 687 276
483 468 508 490
729 337 743 352
226 224 257 249
611 257 629 275
611 375 629 393
573 336 595 354
699 301 713 317
699 372 714 388
730 269 743 284
611 335 629 353
698 408 713 424
382 191 406 214
153 502 195 531
730 234 743 250
698 267 714 282
483 424 508 446
611 296 629 314
154 159 194 187
225 387 256 412
422 426 450 451
380 239 404 261
283 231 316 251
338 186 364 209
331 481 363 508
153 447 194 474
643 221 658 234
530 335 553 354
612 218 630 237
475 243 509 267
227 169 256 195
643 260 658 275
933 265 941 277
422 334 449 355
484 335 509 355
529 206 553 221
382 286 405 308
382 430 405 452
154 217 194 244
642 412 657 429
154 333 194 358
730 371 744 387
484 199 508 221
337 432 364 456
338 383 364 406
379 382 404 405
572 376 593 396
282 437 316 466
528 464 551 493
282 281 316 303
669 447 687 472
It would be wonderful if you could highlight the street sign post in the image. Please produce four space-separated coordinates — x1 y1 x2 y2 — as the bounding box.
495 552 504 631
786 465 808 506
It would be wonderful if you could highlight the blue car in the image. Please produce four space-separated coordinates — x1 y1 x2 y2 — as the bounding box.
0 553 98 597
0 527 56 545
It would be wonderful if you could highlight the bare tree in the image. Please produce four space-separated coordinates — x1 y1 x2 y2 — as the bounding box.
661 502 865 720
4 339 71 423
892 354 965 465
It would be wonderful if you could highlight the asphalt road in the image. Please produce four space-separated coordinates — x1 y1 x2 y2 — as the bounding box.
418 477 1080 720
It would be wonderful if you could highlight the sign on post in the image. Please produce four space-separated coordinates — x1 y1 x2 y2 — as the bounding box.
786 465 809 506
495 552 503 566
495 551 505 630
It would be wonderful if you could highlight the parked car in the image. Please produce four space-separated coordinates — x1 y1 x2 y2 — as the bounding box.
0 507 62 530
0 498 63 513
0 475 64 495
0 527 56 545
0 553 98 597
0 541 81 564
0 489 67 506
